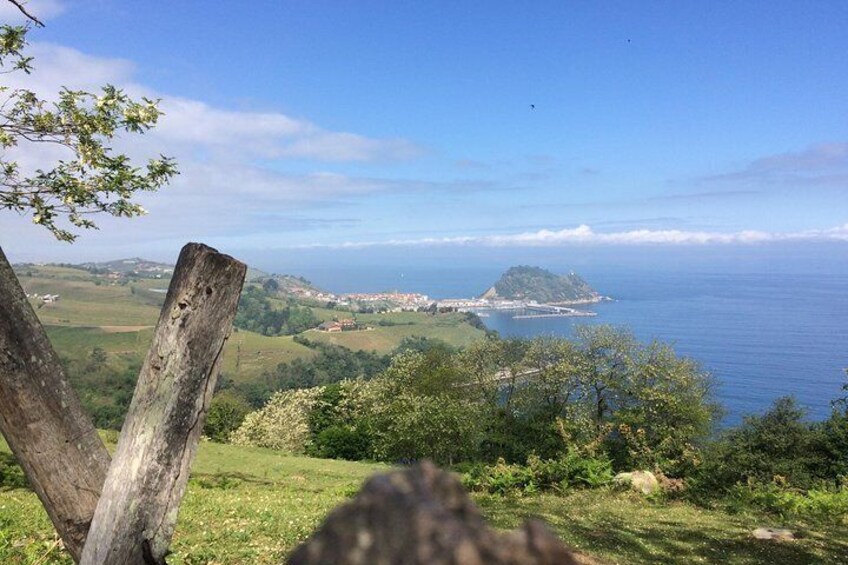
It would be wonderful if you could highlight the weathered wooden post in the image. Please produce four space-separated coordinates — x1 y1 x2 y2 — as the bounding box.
0 246 112 562
80 243 245 565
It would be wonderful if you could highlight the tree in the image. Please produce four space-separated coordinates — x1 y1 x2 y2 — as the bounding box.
364 350 485 465
0 6 177 241
694 397 828 492
203 390 252 443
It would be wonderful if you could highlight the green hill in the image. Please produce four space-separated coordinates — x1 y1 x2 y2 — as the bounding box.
10 260 485 426
481 265 604 304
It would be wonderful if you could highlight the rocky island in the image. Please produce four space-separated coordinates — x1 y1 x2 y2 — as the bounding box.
437 266 608 318
480 265 606 305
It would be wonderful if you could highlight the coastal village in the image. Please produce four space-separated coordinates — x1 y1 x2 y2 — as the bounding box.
23 260 607 322
288 285 604 321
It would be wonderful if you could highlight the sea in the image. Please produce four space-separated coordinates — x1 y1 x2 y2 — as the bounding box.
294 265 848 426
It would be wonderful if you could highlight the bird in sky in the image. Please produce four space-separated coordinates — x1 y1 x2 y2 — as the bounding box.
529 104 536 110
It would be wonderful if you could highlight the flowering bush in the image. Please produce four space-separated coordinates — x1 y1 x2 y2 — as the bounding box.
231 387 324 453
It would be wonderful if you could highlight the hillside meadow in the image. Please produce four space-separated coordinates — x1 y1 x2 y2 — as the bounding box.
19 264 484 386
2 438 846 564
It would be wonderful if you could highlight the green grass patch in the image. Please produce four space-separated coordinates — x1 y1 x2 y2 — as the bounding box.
0 440 386 564
45 326 154 358
221 331 317 382
303 312 485 354
43 325 317 386
476 490 848 564
1 440 846 564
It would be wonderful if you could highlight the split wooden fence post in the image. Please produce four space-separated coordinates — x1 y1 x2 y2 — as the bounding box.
80 243 246 565
0 246 112 562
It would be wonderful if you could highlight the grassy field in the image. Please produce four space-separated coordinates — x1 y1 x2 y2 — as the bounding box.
21 267 484 385
17 265 166 327
0 440 386 565
305 312 487 354
1 439 845 564
44 325 317 384
478 492 848 564
221 331 317 380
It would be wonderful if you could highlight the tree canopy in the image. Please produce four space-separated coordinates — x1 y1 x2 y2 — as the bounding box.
0 7 176 241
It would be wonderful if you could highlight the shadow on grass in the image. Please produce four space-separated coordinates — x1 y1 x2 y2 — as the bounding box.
561 517 843 565
478 494 848 565
189 471 277 489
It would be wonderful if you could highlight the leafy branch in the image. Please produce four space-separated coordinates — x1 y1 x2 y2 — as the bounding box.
0 8 177 242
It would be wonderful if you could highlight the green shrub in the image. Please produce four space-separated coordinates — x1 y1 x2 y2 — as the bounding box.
308 425 371 461
693 397 832 494
231 387 324 453
204 391 252 443
725 482 848 524
463 328 718 473
462 451 614 496
462 459 537 496
0 453 28 490
567 452 616 488
306 382 373 460
818 403 848 479
364 351 486 465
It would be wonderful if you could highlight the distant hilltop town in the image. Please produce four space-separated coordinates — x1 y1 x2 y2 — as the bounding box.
264 265 608 319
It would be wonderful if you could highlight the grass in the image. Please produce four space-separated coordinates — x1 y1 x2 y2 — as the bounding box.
24 269 483 385
0 440 386 565
41 311 484 388
304 312 486 354
44 325 317 384
478 491 848 564
221 331 317 381
45 326 155 358
20 273 163 327
2 439 845 564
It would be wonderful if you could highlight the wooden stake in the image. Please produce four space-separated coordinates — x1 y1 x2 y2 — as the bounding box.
80 243 246 565
0 247 111 562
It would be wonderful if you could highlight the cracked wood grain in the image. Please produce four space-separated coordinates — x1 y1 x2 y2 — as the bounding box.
80 243 246 565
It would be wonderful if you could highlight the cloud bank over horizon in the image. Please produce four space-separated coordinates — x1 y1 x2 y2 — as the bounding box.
286 223 848 250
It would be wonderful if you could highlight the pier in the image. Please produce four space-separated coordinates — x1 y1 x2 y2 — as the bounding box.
513 311 596 319
438 297 604 318
512 303 597 318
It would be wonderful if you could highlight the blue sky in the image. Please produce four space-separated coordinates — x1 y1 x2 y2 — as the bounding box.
2 0 847 271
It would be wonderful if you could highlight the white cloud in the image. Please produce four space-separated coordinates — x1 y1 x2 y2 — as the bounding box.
289 223 848 249
701 142 848 189
4 42 422 165
0 40 429 250
149 98 421 162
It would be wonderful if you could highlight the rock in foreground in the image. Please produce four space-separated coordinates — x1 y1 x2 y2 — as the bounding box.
752 527 795 541
613 471 660 495
288 461 580 565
